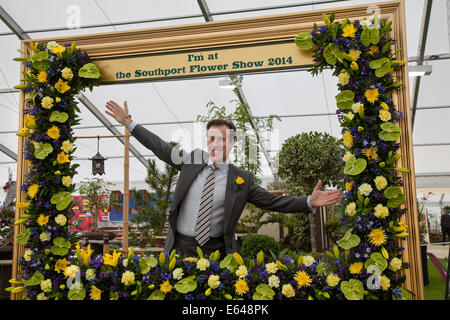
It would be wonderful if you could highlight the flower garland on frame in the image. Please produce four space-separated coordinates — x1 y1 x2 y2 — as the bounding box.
295 13 410 299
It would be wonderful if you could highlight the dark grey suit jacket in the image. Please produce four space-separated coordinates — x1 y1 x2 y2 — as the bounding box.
131 124 313 254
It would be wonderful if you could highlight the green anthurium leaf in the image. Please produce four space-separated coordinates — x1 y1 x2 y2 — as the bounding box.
295 32 313 51
370 28 380 45
344 156 367 176
360 28 372 47
50 237 71 256
50 192 72 211
337 229 360 250
387 194 405 208
17 228 31 245
336 90 355 110
34 143 53 160
369 58 390 70
253 284 275 300
315 262 326 274
219 254 238 272
68 287 86 300
323 43 343 65
140 256 158 274
379 122 401 142
148 290 165 300
340 279 365 300
364 252 388 272
78 63 100 79
49 111 69 123
174 275 197 294
375 62 393 78
384 186 403 199
23 270 44 287
31 51 49 62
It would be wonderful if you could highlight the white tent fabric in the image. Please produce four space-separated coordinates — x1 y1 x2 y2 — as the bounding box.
1 0 450 217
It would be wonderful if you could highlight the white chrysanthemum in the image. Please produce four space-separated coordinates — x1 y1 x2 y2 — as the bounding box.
346 202 357 216
46 41 59 51
39 232 51 242
380 275 391 290
389 257 402 272
122 258 128 268
121 270 135 286
172 268 184 281
374 204 389 219
268 275 280 288
302 255 315 267
55 214 67 226
358 183 373 196
40 279 52 293
85 268 96 281
235 265 248 278
281 284 295 298
374 176 388 191
41 96 54 109
326 273 340 287
207 275 221 289
196 258 210 271
265 262 278 274
36 292 48 300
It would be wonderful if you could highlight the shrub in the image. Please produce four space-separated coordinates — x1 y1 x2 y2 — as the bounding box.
240 234 279 262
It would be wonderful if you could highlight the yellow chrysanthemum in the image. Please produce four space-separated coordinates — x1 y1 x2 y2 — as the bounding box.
343 131 353 148
37 214 50 226
294 270 312 288
38 71 47 83
27 184 39 199
349 262 364 274
90 285 102 300
368 45 379 55
234 278 249 296
47 125 60 140
374 204 389 219
368 228 387 246
160 280 173 294
56 152 70 164
365 88 379 104
342 24 356 38
365 147 378 160
54 258 70 273
348 49 361 61
55 78 71 94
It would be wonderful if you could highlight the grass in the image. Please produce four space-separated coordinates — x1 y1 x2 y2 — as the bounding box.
424 258 447 300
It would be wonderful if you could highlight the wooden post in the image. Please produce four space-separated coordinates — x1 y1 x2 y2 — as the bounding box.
122 126 130 257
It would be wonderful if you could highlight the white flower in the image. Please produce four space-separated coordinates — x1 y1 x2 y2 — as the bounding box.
302 255 315 267
39 232 51 242
46 41 59 51
326 273 340 287
352 102 364 113
265 262 278 274
55 214 67 226
122 258 128 268
172 268 184 281
64 265 79 278
85 268 96 281
374 204 389 219
196 258 210 271
389 257 402 272
121 270 135 286
346 202 357 216
235 265 248 278
207 275 220 289
358 183 373 196
281 284 295 298
374 176 388 191
40 279 52 293
268 275 280 288
36 292 48 300
338 71 350 86
61 67 74 80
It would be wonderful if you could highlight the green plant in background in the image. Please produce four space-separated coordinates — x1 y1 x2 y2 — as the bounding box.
128 189 155 248
0 202 15 247
324 204 347 245
240 234 279 262
277 131 345 251
78 177 115 231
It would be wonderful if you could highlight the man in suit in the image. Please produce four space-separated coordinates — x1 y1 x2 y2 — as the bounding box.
105 100 342 257
441 207 450 243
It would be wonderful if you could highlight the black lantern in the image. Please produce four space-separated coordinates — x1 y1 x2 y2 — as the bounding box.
89 136 107 175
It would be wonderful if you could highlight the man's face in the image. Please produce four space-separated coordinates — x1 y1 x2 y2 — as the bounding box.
207 125 235 163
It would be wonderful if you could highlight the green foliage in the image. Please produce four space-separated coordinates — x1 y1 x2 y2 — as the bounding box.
240 234 279 262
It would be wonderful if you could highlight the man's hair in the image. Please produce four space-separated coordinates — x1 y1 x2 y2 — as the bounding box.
206 119 237 141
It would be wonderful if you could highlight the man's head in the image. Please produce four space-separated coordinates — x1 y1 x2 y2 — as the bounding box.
206 119 236 163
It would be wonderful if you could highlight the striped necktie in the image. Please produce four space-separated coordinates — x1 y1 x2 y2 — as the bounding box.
195 163 217 246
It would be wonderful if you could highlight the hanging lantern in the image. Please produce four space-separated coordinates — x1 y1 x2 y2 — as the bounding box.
89 136 107 176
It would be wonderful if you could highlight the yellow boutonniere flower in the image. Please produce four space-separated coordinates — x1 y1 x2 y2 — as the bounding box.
233 176 245 191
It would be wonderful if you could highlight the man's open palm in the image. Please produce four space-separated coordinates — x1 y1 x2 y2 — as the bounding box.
310 180 342 207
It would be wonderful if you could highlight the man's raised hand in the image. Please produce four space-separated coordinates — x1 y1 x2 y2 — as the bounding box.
105 100 132 127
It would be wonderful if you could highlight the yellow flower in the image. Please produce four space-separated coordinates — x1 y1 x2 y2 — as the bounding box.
343 151 353 162
368 228 387 246
294 270 312 288
56 152 70 164
160 280 173 294
379 109 392 122
393 221 407 233
365 88 379 104
121 270 136 286
348 49 361 61
346 202 357 216
55 78 71 94
326 273 340 287
61 140 73 153
52 45 66 57
62 176 72 187
61 67 74 80
389 257 402 272
54 258 71 273
374 204 389 219
368 45 379 55
55 97 61 103
24 114 36 129
41 96 54 109
38 71 47 83
338 71 350 86
90 285 102 300
342 24 356 37
235 176 244 185
23 249 33 262
281 283 295 298
234 278 249 296
349 262 364 274
350 61 359 71
27 184 39 199
17 202 30 211
103 250 121 267
80 245 94 266
380 275 391 291
183 257 198 263
64 265 78 278
30 42 39 52
343 131 353 148
345 181 354 192
374 176 388 190
37 214 50 226
358 126 364 132
47 125 60 140
365 147 378 160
